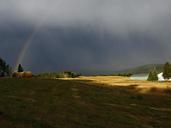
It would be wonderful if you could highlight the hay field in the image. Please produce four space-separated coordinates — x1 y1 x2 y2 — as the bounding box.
61 76 171 92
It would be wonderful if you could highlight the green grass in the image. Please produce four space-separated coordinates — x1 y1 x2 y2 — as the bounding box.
0 78 171 128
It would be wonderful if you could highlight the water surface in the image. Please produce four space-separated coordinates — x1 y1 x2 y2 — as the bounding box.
130 74 148 80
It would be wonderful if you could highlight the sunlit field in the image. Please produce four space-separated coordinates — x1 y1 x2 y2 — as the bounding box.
0 77 171 128
61 76 171 92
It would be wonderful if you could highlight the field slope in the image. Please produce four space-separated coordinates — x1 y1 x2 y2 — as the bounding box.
0 78 171 128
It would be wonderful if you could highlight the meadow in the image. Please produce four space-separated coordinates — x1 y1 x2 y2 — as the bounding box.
0 76 170 128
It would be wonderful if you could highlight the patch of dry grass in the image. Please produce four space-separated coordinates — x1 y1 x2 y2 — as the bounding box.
62 76 171 93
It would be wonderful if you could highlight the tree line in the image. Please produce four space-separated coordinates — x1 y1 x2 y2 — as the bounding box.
0 57 81 78
37 71 81 79
0 57 25 77
1 56 171 80
148 62 171 81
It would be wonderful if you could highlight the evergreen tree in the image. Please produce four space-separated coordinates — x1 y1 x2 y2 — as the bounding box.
163 62 171 79
0 58 4 76
148 67 158 81
0 57 11 77
18 64 24 72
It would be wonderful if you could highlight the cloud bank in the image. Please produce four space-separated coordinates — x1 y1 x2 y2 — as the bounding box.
0 0 171 73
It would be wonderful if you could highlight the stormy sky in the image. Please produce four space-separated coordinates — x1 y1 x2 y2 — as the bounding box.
0 0 171 73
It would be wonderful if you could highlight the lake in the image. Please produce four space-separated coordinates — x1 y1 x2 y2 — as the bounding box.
130 74 148 80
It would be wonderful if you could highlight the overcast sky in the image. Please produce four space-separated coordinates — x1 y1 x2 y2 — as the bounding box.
0 0 171 73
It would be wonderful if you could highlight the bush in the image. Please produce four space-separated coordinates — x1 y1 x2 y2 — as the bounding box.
111 73 132 77
63 71 81 78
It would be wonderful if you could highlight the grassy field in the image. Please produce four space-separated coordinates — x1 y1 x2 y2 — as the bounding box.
0 77 171 128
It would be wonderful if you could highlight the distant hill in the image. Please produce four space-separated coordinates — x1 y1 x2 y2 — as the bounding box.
118 64 164 74
82 64 164 75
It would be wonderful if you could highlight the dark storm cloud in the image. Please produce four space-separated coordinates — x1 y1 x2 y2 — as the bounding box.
0 0 171 73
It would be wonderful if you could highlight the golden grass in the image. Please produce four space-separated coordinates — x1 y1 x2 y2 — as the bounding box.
60 76 171 93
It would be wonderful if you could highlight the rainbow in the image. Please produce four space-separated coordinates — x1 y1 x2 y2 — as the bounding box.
14 10 53 71
14 30 37 71
14 20 45 71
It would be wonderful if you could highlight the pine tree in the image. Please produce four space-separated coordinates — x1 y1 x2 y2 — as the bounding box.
163 62 171 79
148 67 158 81
18 64 24 72
0 58 4 76
0 57 11 77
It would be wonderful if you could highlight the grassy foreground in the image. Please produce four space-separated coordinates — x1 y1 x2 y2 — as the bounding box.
0 77 171 128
